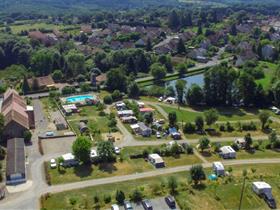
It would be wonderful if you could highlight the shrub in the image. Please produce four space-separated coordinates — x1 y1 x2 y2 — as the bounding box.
130 189 143 202
103 194 111 204
183 122 196 134
93 195 99 203
69 197 77 205
103 95 113 104
231 143 239 151
99 111 106 116
226 122 234 132
0 146 6 160
142 149 149 158
219 124 225 132
111 90 122 101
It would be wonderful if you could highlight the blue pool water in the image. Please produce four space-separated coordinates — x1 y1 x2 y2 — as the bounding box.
66 95 94 103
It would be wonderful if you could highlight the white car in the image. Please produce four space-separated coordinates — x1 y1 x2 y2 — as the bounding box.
50 159 57 169
111 204 119 210
156 132 161 139
114 147 121 155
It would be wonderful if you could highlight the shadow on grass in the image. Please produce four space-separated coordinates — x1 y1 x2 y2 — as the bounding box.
98 162 117 174
74 164 93 178
200 151 212 157
58 168 66 175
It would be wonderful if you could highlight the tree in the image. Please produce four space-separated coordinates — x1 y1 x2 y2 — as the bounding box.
244 133 253 150
186 84 204 106
22 76 30 94
230 23 237 36
97 141 115 162
189 165 206 185
177 38 186 54
57 156 64 171
106 68 127 92
236 73 257 106
204 109 219 127
195 116 204 131
168 111 177 127
32 78 39 91
197 25 203 35
168 10 180 29
130 189 143 202
176 63 187 76
72 136 92 164
115 190 125 204
127 82 140 98
168 176 178 195
175 80 187 104
23 130 32 143
146 38 152 51
272 81 280 106
31 49 55 76
65 50 85 77
144 112 153 125
150 63 167 81
198 137 210 152
258 110 270 130
52 69 63 82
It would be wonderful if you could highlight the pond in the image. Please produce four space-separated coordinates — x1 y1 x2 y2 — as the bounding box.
165 73 204 89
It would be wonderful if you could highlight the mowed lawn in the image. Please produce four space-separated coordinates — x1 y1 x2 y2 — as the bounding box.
41 164 280 210
256 61 278 90
47 146 201 185
159 105 259 122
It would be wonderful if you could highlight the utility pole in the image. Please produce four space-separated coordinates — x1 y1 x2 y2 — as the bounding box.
238 176 246 210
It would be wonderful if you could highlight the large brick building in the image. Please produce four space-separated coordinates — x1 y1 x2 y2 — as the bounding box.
1 89 35 140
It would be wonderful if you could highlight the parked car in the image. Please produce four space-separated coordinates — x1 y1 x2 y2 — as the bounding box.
124 201 133 210
263 193 276 209
46 131 55 137
165 195 176 208
50 159 57 169
114 147 121 155
142 199 153 210
111 204 120 210
156 132 161 139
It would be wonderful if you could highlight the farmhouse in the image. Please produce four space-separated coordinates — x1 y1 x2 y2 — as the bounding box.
219 146 236 159
1 89 34 140
148 154 165 168
6 138 26 185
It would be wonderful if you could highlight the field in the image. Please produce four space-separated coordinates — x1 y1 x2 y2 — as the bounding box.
47 145 201 185
41 164 280 210
159 104 259 122
256 61 278 90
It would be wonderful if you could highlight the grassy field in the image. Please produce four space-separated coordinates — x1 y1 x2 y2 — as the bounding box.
47 145 201 185
41 164 280 210
256 61 277 90
159 105 259 122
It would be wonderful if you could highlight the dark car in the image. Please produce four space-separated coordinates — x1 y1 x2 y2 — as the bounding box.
124 201 133 210
165 195 176 208
142 199 153 210
263 193 277 209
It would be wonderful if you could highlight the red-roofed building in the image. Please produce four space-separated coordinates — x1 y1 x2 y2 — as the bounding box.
1 89 34 140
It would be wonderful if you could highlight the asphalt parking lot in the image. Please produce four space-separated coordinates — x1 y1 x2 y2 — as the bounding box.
108 197 179 210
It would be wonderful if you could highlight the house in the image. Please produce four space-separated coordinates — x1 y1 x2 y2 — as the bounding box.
28 31 58 46
262 45 276 60
6 138 26 185
62 153 78 167
187 48 208 62
1 89 34 140
138 122 152 137
80 25 93 34
121 116 137 124
79 122 88 133
212 162 225 176
219 146 236 159
27 75 55 90
252 182 272 195
117 110 134 117
148 154 165 168
135 39 146 48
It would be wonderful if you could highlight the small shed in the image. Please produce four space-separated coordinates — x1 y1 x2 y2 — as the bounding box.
148 154 165 168
219 146 236 159
234 138 246 148
62 153 78 167
252 182 272 195
79 122 88 133
6 138 26 185
137 101 145 108
212 161 225 176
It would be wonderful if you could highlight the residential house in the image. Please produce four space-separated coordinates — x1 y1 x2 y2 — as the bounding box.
80 25 93 34
187 48 208 63
6 138 26 185
28 31 58 46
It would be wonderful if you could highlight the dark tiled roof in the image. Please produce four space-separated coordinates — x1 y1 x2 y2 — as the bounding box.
6 138 25 177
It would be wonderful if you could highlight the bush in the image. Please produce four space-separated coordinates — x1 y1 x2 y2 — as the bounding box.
253 142 260 150
130 189 143 202
99 111 106 116
183 122 196 134
231 143 239 151
69 197 77 205
62 86 76 95
0 146 6 160
226 122 234 132
23 130 32 142
103 194 111 204
111 90 122 101
103 95 113 104
219 124 225 132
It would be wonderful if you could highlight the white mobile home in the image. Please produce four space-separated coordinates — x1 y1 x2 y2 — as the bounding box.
219 146 236 159
212 162 225 176
148 154 165 168
117 110 134 117
252 182 272 195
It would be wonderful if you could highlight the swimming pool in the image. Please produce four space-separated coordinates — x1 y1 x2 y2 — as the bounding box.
66 95 94 103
